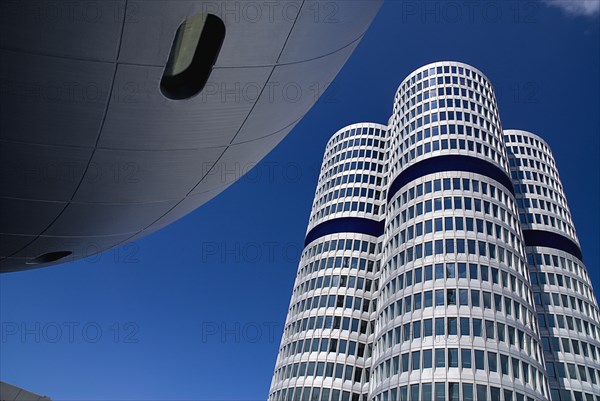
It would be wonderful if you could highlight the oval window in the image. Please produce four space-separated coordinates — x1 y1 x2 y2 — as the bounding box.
27 251 72 265
161 13 225 100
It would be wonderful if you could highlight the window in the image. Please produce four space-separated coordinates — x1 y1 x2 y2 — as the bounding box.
435 264 444 279
413 321 421 339
412 350 421 370
448 348 458 368
161 13 226 100
475 350 485 370
28 251 72 265
485 320 495 340
422 384 432 401
471 290 480 308
500 355 509 375
462 384 473 401
488 352 497 372
448 318 457 335
435 382 445 401
411 384 420 401
458 263 467 278
425 291 433 308
469 263 478 279
461 349 472 369
424 319 433 337
436 348 445 367
436 318 445 336
512 358 520 379
448 383 459 401
476 385 487 401
425 265 433 280
436 290 445 306
423 349 433 369
460 318 470 337
402 353 409 372
490 387 500 401
448 290 456 305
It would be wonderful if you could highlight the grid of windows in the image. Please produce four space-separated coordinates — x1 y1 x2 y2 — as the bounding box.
269 64 599 401
309 123 388 227
506 130 577 241
270 232 379 400
386 62 508 189
373 62 549 401
270 124 386 401
506 130 600 401
371 382 537 401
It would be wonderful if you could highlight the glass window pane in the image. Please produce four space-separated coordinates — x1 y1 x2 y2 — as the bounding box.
435 383 445 401
436 348 445 367
448 348 458 367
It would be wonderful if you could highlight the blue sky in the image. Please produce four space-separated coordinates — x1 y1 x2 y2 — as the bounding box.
1 1 598 399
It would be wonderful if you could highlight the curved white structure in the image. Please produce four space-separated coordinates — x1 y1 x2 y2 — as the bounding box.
0 0 383 272
373 62 548 401
269 123 387 400
505 130 600 401
269 62 600 401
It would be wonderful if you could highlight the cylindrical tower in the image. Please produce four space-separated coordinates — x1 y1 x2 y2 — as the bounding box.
371 62 549 401
505 129 600 401
268 62 596 401
268 123 388 401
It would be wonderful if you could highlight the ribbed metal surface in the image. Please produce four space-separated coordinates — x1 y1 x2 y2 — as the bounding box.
0 0 383 272
0 381 50 401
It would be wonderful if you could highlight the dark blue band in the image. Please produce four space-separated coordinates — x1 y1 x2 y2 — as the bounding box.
387 155 515 203
523 229 583 261
304 217 384 247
